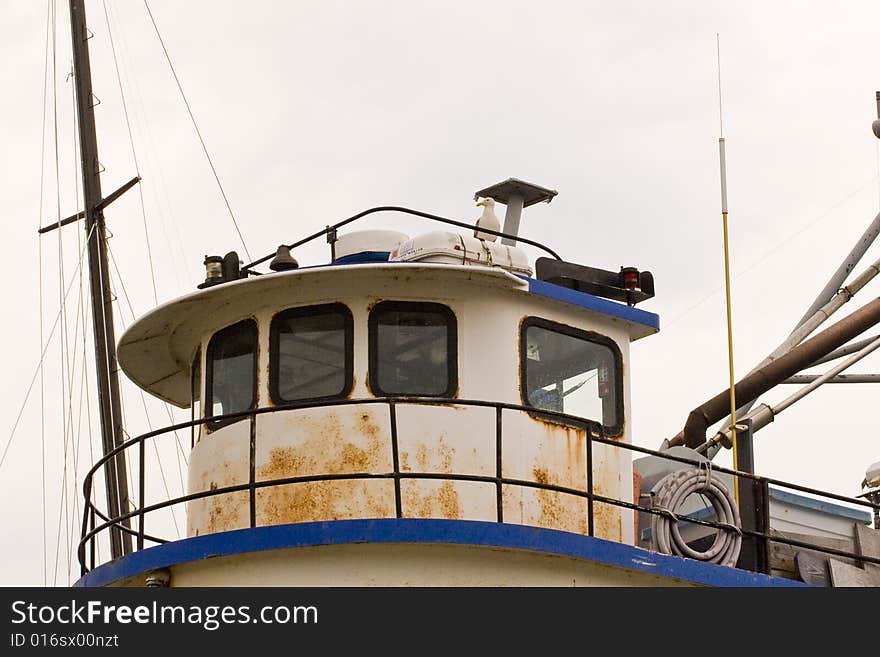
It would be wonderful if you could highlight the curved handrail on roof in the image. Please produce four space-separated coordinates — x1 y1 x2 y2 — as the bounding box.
241 206 563 273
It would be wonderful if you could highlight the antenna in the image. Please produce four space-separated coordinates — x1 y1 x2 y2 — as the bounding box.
716 34 740 483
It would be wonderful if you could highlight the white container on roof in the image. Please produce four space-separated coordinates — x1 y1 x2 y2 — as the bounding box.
390 230 532 276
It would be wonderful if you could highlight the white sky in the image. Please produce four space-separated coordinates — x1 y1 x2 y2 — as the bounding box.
2 0 879 586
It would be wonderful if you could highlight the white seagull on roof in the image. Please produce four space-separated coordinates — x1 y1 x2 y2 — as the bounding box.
473 197 501 242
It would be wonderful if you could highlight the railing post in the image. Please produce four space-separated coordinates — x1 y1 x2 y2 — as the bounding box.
586 427 594 537
138 437 145 550
79 475 93 574
495 406 503 523
249 413 257 528
389 402 402 518
89 507 96 571
757 479 771 574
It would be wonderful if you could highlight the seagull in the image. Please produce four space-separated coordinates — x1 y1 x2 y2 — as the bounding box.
473 197 501 241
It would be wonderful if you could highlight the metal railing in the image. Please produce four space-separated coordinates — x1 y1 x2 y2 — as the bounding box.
78 397 880 578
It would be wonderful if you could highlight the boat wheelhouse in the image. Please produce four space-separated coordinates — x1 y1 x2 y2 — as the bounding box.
75 178 818 588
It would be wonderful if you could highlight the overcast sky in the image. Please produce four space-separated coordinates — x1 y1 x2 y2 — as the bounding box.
2 0 879 586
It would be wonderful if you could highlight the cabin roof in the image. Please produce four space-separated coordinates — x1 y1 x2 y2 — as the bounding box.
117 262 660 407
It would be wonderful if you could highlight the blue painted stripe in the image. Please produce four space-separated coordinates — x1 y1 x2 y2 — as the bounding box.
74 519 806 588
332 251 391 264
769 487 872 523
523 277 660 330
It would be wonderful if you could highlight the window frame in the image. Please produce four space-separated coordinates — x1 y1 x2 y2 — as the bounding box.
368 300 458 398
205 318 259 431
191 347 201 447
268 302 354 405
519 316 624 435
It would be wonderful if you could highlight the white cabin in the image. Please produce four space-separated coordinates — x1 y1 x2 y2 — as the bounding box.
75 186 811 587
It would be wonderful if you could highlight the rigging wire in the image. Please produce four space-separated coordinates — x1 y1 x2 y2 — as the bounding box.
102 0 159 305
50 0 75 585
107 243 186 537
100 2 186 290
142 0 252 261
1 224 96 473
662 174 880 330
37 0 52 588
66 50 87 584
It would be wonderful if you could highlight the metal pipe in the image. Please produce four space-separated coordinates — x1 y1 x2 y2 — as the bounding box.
805 334 880 367
710 335 880 443
713 251 880 437
671 295 880 448
781 373 880 384
500 193 525 246
795 212 880 329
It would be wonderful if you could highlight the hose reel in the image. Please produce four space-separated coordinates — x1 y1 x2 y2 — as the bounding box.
649 466 742 567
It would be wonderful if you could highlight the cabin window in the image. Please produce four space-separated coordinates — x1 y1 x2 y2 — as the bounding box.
270 303 353 403
520 318 623 434
206 319 258 428
369 301 457 397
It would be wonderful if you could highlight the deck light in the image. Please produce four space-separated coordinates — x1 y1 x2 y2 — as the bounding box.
198 255 224 289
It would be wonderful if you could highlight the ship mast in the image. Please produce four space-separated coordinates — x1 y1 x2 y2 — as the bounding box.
68 0 132 557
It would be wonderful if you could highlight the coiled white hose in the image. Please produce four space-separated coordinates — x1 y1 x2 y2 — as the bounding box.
650 467 742 567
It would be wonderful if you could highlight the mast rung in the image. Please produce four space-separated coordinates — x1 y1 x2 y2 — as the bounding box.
38 175 140 234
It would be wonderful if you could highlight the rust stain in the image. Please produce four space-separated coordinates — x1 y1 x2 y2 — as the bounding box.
204 492 248 534
256 480 393 526
532 466 588 535
358 413 380 441
403 480 462 520
501 485 526 523
591 495 621 542
252 409 392 527
408 436 453 473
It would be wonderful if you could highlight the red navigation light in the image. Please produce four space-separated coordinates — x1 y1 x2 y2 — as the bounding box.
620 267 640 291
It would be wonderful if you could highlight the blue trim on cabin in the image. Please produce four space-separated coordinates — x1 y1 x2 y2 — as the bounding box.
332 251 391 265
769 487 872 523
522 277 660 330
74 518 806 587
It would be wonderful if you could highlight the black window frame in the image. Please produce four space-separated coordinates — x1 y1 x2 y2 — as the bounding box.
368 300 458 398
191 347 201 447
519 316 624 435
268 302 354 405
205 318 259 431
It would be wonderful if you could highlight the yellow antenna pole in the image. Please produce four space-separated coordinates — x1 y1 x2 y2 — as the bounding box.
717 34 740 498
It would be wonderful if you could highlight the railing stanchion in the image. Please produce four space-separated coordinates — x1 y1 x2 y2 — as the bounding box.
89 507 96 571
496 406 503 522
249 413 257 528
758 479 771 574
138 437 146 550
79 475 94 574
389 402 403 518
586 427 594 537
